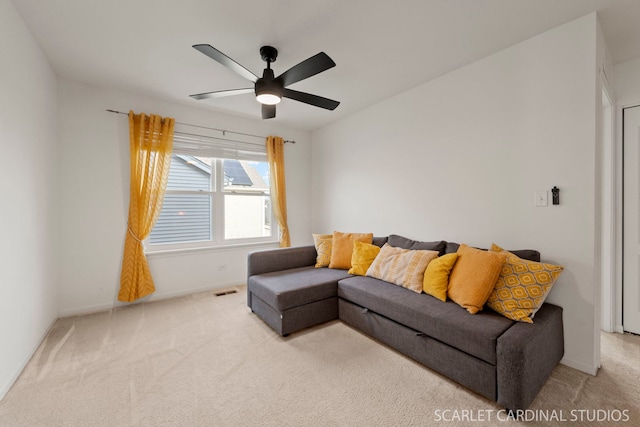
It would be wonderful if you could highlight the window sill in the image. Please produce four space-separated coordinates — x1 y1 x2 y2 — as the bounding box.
145 240 280 258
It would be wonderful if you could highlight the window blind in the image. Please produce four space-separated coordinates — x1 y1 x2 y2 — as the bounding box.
172 131 267 162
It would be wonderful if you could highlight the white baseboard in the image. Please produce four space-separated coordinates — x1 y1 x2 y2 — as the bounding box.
57 301 118 318
57 281 245 318
143 282 246 305
0 317 57 402
560 357 598 376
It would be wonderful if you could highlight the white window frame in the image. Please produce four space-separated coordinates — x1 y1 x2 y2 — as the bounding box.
145 131 278 253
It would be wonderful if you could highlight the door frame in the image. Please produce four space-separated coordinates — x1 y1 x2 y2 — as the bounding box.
600 84 616 334
621 103 640 334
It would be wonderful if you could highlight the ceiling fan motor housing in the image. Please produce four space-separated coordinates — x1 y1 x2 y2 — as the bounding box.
255 67 283 101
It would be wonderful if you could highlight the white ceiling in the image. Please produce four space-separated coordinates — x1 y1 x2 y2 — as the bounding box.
10 0 640 131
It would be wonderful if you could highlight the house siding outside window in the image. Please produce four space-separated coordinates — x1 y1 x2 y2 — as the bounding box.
148 153 274 250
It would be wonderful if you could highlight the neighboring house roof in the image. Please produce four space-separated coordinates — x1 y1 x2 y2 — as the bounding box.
176 154 211 174
241 161 268 190
173 155 268 190
224 159 253 186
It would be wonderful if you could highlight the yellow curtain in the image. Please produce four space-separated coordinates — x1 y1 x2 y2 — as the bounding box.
118 111 175 302
266 136 291 247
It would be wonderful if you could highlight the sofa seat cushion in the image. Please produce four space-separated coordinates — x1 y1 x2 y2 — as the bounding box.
338 276 515 364
249 266 351 311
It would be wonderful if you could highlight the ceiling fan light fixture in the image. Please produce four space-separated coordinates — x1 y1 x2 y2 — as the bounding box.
255 74 283 105
256 92 281 105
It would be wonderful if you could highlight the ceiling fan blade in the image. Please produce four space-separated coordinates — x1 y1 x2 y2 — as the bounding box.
277 52 336 87
283 88 340 110
193 44 259 83
189 88 254 100
262 104 276 119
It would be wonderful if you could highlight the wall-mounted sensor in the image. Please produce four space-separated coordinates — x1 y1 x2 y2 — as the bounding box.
551 186 560 205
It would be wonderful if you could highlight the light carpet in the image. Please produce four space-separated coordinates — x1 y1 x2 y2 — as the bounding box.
0 286 638 426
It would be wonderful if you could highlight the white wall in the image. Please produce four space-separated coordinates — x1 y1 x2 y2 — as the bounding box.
311 14 600 374
614 57 640 105
0 0 59 399
57 79 312 316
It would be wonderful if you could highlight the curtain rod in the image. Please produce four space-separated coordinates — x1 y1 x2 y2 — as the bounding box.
106 109 295 143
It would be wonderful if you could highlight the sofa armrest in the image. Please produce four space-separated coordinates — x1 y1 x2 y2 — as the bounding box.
496 303 564 410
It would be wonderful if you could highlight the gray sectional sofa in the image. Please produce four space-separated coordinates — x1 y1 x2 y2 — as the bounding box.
247 235 564 410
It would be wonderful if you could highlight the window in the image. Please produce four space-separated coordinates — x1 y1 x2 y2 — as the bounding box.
147 132 276 251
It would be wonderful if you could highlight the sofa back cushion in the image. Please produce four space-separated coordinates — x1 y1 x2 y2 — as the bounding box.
372 236 389 247
387 234 446 255
445 242 540 262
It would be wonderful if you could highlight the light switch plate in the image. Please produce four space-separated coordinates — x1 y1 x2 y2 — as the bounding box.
535 191 548 207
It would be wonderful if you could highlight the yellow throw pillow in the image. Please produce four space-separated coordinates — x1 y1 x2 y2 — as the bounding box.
367 244 439 293
312 234 332 268
329 231 374 270
486 244 564 323
348 241 381 276
423 253 458 302
447 244 507 314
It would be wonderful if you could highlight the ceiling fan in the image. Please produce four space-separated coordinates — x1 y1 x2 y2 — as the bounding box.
190 44 340 119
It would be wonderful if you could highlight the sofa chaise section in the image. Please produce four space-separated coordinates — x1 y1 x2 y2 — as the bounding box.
247 245 351 336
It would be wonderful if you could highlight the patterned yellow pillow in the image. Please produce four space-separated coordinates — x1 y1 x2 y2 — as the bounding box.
367 244 439 293
423 253 458 302
329 231 373 270
447 244 507 314
348 241 381 276
312 234 332 268
486 244 563 323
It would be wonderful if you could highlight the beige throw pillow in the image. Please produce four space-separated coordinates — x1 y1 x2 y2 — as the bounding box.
367 244 439 293
312 234 333 268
